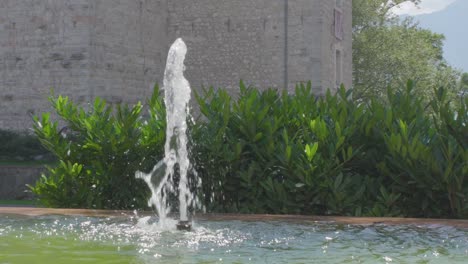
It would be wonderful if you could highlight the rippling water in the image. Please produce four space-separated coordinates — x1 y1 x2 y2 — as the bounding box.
0 215 467 263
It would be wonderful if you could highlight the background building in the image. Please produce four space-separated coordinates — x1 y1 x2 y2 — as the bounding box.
0 0 352 131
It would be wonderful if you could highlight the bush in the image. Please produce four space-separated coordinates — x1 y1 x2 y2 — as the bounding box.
30 86 166 209
0 129 52 162
377 86 468 218
192 81 468 218
31 81 467 218
192 82 373 215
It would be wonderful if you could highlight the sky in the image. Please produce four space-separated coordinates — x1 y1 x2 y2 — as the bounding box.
391 0 457 16
390 0 467 73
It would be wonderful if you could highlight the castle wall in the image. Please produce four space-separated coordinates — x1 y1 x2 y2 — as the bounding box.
0 0 93 130
166 0 286 94
0 0 352 131
287 0 324 93
167 0 352 94
320 0 353 94
89 0 169 104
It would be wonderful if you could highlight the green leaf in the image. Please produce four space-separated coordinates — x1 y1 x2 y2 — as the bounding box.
305 143 319 162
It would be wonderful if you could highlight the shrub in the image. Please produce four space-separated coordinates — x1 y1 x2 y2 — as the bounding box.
377 85 468 218
193 81 468 218
192 82 372 215
31 81 467 218
0 129 52 162
30 86 166 209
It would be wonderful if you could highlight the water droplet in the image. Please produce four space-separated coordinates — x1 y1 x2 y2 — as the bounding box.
383 256 392 262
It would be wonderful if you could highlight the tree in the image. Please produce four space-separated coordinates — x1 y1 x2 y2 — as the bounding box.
353 0 460 101
459 73 468 97
352 0 419 30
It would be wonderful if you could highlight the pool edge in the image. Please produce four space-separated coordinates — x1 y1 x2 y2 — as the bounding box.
1 207 467 228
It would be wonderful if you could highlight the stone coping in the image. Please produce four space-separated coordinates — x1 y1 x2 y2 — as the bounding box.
1 207 467 228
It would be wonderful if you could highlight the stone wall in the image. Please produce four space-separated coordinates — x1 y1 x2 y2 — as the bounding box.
166 0 286 93
89 0 169 104
167 0 352 95
0 166 44 199
0 0 352 131
287 0 325 93
0 0 93 131
320 0 353 93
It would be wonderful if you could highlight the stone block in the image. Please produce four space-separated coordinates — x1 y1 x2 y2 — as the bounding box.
0 166 44 200
0 0 352 131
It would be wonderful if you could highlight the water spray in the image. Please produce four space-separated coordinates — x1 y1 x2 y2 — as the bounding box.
136 38 197 231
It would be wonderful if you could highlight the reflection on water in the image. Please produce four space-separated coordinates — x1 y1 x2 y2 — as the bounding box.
0 215 467 263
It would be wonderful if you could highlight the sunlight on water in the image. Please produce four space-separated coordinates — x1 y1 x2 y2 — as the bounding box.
1 215 467 264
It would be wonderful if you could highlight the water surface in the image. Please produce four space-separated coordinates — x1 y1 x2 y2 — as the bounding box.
1 215 467 263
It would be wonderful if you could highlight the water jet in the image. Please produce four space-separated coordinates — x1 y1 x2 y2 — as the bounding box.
135 38 199 230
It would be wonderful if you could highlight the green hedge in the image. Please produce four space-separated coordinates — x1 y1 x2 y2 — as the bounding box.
0 129 53 163
192 81 467 218
30 81 468 218
30 87 166 209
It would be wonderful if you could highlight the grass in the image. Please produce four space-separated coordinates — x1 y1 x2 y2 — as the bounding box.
0 200 40 207
0 160 57 167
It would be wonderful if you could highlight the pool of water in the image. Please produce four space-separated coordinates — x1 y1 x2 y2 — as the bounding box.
1 214 467 264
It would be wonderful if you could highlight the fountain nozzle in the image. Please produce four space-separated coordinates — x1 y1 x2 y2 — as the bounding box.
176 220 192 231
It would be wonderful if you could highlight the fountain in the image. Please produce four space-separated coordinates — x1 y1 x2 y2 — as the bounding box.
135 38 198 231
1 38 468 264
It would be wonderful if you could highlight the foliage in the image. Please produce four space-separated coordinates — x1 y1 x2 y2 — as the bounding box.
0 129 53 162
352 0 460 101
461 73 468 88
370 82 468 218
352 0 419 29
29 86 166 209
31 82 467 218
459 73 468 97
0 200 39 206
192 82 374 215
193 82 468 218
